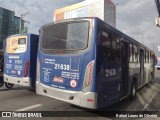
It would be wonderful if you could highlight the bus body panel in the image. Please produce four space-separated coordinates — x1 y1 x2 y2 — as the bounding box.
29 34 39 87
37 19 97 92
36 18 98 109
36 81 97 109
96 21 122 108
4 34 39 87
4 52 29 77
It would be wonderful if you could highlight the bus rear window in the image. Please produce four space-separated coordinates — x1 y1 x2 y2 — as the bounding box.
6 36 27 53
18 38 26 44
41 21 89 50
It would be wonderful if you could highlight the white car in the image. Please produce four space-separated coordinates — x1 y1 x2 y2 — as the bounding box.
155 61 160 70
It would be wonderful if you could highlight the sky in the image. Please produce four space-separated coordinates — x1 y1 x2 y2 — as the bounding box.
0 0 159 55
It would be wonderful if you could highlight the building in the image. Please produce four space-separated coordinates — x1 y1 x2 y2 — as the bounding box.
0 7 28 42
0 7 14 41
13 16 20 34
54 0 116 27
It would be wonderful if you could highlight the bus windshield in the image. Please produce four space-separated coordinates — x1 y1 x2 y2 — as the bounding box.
41 21 89 51
6 36 27 54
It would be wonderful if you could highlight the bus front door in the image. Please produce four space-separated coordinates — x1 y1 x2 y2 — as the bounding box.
120 41 129 98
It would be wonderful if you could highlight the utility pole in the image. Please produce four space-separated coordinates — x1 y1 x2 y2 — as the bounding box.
19 12 29 34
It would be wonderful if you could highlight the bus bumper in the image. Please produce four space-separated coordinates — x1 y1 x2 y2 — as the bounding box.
36 81 97 109
4 74 31 87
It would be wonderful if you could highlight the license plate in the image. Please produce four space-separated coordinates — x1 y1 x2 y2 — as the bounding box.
53 76 64 83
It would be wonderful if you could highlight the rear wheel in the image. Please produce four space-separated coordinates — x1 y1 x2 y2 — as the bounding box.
129 81 136 100
5 82 14 89
0 80 4 87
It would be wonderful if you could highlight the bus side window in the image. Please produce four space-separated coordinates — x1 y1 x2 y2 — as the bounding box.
137 48 140 63
111 35 120 62
150 54 153 63
130 44 133 62
146 51 149 63
133 45 138 63
101 31 111 61
149 52 151 63
144 50 148 63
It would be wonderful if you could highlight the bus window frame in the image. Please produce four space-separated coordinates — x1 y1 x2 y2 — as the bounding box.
100 30 111 62
100 28 121 63
129 43 133 63
133 45 138 63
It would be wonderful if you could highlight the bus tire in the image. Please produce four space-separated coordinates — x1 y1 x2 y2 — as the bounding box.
0 76 4 87
0 80 4 87
129 81 136 100
5 82 14 89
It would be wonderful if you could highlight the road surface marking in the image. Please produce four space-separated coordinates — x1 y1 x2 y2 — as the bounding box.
136 86 158 111
16 104 42 111
142 92 157 111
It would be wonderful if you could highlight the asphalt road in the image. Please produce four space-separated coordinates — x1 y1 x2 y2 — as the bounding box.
0 70 160 120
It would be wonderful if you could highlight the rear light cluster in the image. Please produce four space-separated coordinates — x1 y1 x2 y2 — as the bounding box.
36 58 40 81
87 99 94 103
83 61 94 92
24 60 29 77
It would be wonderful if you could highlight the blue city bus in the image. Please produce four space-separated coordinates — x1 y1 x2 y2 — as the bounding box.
4 34 39 88
36 17 155 109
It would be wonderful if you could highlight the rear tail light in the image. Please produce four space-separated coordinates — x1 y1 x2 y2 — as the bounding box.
87 99 94 103
24 60 29 77
83 61 94 92
36 58 40 81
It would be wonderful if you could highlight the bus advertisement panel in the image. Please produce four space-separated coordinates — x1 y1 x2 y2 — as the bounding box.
6 36 27 54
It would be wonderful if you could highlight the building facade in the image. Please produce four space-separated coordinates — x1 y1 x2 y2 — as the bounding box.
13 16 20 35
54 0 116 27
0 7 28 42
0 7 14 41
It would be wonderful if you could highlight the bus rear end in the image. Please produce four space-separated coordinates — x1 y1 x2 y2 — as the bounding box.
36 18 98 109
4 34 39 87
